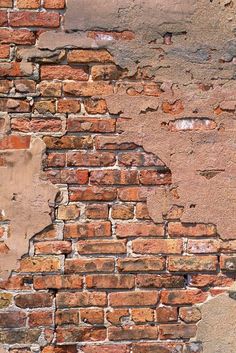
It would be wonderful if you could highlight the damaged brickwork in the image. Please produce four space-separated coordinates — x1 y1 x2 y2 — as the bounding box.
0 0 236 353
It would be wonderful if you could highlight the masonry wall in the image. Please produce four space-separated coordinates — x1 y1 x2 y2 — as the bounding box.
0 1 236 353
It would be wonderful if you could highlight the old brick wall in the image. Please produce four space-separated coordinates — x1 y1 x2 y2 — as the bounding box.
0 0 236 352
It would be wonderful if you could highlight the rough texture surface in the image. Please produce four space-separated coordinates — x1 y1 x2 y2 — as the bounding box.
0 0 236 352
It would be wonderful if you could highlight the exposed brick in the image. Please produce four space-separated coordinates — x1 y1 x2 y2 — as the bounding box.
86 275 135 289
156 307 178 323
220 255 236 271
57 204 80 220
108 325 158 341
0 62 33 77
187 239 220 253
118 187 147 201
15 292 53 308
0 0 12 7
111 204 134 219
67 151 116 167
43 136 93 149
41 65 88 81
57 99 81 113
77 240 126 255
42 346 77 353
132 343 183 353
64 221 111 239
56 326 107 343
168 255 218 272
9 11 60 27
179 307 202 323
161 290 207 305
0 29 35 44
84 98 107 114
11 118 62 132
67 117 116 133
137 274 184 288
139 170 171 185
44 0 65 8
0 312 26 328
33 275 83 290
67 50 114 63
109 291 159 307
69 186 117 202
81 345 129 353
159 324 197 339
87 31 135 41
132 239 183 254
0 136 30 150
106 309 129 325
85 204 109 219
65 258 115 273
116 222 164 238
19 256 61 273
90 170 138 185
168 222 216 237
118 257 165 272
56 292 107 308
34 241 72 255
91 64 121 80
39 81 62 97
17 0 40 8
55 309 80 326
0 44 10 59
131 308 154 323
28 311 53 327
63 81 113 96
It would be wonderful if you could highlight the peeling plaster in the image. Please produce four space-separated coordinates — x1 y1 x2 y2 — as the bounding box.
0 135 58 279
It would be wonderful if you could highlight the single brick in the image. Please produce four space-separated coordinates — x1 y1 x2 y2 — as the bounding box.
9 11 60 27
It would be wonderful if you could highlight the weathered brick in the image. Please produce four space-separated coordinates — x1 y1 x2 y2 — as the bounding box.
65 258 115 274
116 222 164 238
139 170 171 185
81 345 129 353
34 241 72 255
0 62 33 77
67 151 116 167
34 275 83 290
0 293 12 309
179 307 201 323
17 0 40 8
0 311 26 328
39 81 62 97
42 346 77 353
91 64 121 80
187 239 220 253
137 274 184 288
64 221 111 239
111 204 134 219
0 329 41 344
220 255 236 271
118 257 165 272
56 292 107 308
0 44 10 59
90 170 138 185
132 343 183 353
57 99 81 113
161 290 207 305
44 0 65 8
189 274 235 288
67 117 116 133
56 326 106 343
168 222 216 237
109 291 159 307
69 186 117 202
15 292 53 308
19 256 61 273
41 65 88 80
168 255 218 272
67 50 114 63
85 204 108 219
55 309 80 326
108 325 158 341
84 98 107 114
131 308 154 324
43 135 93 149
159 324 197 339
0 29 35 44
132 239 183 254
80 308 104 325
57 204 81 219
0 136 30 150
156 307 178 323
11 118 62 132
0 0 12 7
77 240 126 255
9 11 60 27
28 311 53 327
63 81 113 96
86 275 135 289
106 309 129 325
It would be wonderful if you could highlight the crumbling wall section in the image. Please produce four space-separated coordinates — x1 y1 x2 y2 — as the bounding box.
0 1 236 353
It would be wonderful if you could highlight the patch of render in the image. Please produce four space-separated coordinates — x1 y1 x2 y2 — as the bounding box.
0 134 58 280
196 289 236 353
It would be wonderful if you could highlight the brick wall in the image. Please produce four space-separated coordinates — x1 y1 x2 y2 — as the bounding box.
0 1 235 353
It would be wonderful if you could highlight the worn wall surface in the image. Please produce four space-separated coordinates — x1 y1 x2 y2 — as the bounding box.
0 0 236 353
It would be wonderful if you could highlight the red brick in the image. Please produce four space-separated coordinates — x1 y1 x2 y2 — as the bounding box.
41 65 88 80
34 241 72 255
118 152 163 167
9 11 60 27
136 203 150 219
86 275 135 289
189 274 235 288
81 345 129 353
139 170 171 185
90 170 138 185
0 98 30 113
179 307 201 323
156 307 178 323
96 136 137 150
0 62 33 77
67 151 115 167
57 204 80 220
0 28 35 44
132 239 183 254
56 326 106 343
15 292 53 308
131 308 154 323
159 324 197 339
85 204 108 219
43 135 93 150
0 11 7 25
116 222 164 238
168 255 218 272
132 343 183 353
91 64 121 80
137 274 184 288
0 44 10 58
0 312 26 328
57 99 81 113
11 118 62 132
69 186 117 202
56 292 107 308
19 256 61 273
65 258 114 274
84 98 107 114
111 204 134 219
220 255 236 271
0 275 32 291
39 81 62 97
161 290 207 305
168 222 216 237
15 79 36 93
108 325 158 341
28 311 53 327
80 308 104 325
162 100 184 115
106 309 129 325
44 0 65 8
0 80 12 94
42 346 77 353
109 291 159 307
64 221 111 239
33 275 83 290
0 0 12 7
63 81 113 96
118 187 147 201
187 239 220 253
118 257 165 272
46 153 66 167
77 240 126 255
67 117 115 133
55 309 80 326
17 0 40 8
88 31 135 41
67 50 114 64
0 136 30 150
